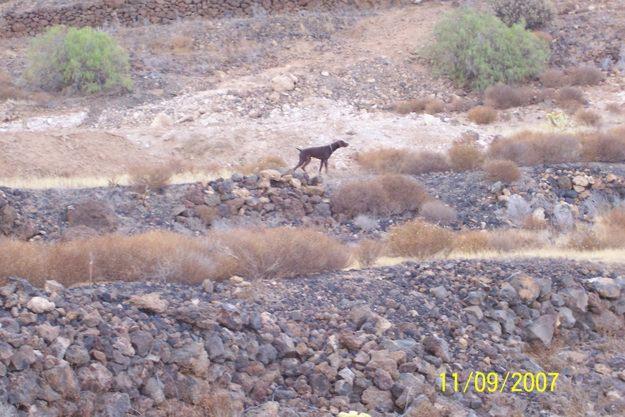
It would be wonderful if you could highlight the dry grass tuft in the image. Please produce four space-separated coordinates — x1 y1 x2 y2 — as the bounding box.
484 84 532 109
331 175 429 217
239 155 287 174
605 102 623 115
580 131 625 162
356 148 450 175
556 87 587 111
568 65 604 86
171 35 194 53
483 159 521 183
539 68 568 88
448 141 485 172
393 98 427 114
209 227 350 280
128 161 184 193
420 200 458 225
387 220 453 258
454 229 544 254
488 131 582 165
425 98 445 114
0 227 351 286
467 105 497 124
352 239 385 267
574 108 602 126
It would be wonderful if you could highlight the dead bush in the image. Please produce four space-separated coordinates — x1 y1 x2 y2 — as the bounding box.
387 220 453 258
420 200 458 225
539 68 568 88
454 229 542 254
0 231 212 287
353 239 385 267
425 98 445 114
209 227 349 280
568 65 604 86
556 87 587 111
239 155 287 174
447 96 475 112
574 109 602 126
356 148 450 175
605 102 622 115
454 231 491 253
352 214 378 231
0 70 26 101
467 105 497 124
594 207 625 248
532 30 553 44
128 162 178 192
195 205 218 226
580 132 625 162
484 84 532 109
171 35 194 53
393 98 427 114
448 141 485 171
0 227 351 286
488 131 582 165
331 175 429 217
483 159 521 183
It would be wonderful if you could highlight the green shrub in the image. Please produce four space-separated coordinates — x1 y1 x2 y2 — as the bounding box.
428 9 550 91
492 0 555 29
26 25 132 93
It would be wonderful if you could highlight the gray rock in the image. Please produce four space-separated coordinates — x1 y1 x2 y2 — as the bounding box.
589 277 621 299
423 335 451 362
96 392 130 417
430 285 449 298
509 272 540 303
558 307 576 328
527 314 558 346
64 344 90 366
142 377 165 404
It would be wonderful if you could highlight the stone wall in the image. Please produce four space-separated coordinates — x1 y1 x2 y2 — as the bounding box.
0 0 408 37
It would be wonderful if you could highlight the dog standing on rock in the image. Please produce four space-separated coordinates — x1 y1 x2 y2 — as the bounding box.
293 140 349 174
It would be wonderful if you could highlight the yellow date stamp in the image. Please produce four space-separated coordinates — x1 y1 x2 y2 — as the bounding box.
439 372 559 394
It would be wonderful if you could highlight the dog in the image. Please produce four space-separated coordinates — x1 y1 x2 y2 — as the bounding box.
293 140 349 174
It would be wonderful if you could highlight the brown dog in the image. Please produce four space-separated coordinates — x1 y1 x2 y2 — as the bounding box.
293 140 349 174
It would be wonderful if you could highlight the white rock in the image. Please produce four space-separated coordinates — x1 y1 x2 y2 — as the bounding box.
150 112 173 128
27 296 55 313
271 74 297 92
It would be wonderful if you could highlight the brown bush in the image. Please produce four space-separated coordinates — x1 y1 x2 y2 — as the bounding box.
209 227 349 280
352 239 385 267
488 131 582 165
532 30 553 44
448 142 485 171
483 159 521 183
393 98 427 114
539 68 568 88
454 231 491 253
568 65 604 86
128 162 178 192
454 229 543 254
331 175 429 217
387 220 453 258
575 109 602 126
580 132 625 162
420 200 458 225
0 227 351 286
556 87 587 111
467 105 497 124
425 98 445 114
239 155 287 174
593 207 625 248
171 35 194 53
605 102 623 115
0 70 26 101
356 148 450 175
484 84 532 109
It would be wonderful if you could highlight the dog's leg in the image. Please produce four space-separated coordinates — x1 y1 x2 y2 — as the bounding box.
324 159 329 173
319 159 324 174
301 158 311 172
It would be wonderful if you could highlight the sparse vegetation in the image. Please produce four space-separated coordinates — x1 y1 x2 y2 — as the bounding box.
556 87 587 110
467 105 497 124
539 68 568 88
331 175 429 217
425 98 445 114
492 0 555 29
128 162 179 193
429 9 549 91
356 148 450 175
484 159 521 183
485 84 532 109
448 141 485 171
575 109 602 126
420 200 458 225
239 155 287 174
393 98 427 114
387 219 453 258
352 239 384 267
605 102 622 114
568 65 604 86
25 25 132 93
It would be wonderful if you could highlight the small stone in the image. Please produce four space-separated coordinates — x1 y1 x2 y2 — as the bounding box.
26 296 55 313
527 314 558 346
128 293 169 314
589 277 621 299
510 272 540 303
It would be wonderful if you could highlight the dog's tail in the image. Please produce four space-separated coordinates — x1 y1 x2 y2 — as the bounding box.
296 147 302 152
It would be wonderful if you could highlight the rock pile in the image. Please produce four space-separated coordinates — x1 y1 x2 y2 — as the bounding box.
0 0 410 37
0 170 334 241
0 259 624 416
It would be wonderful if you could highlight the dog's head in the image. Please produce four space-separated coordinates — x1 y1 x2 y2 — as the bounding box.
337 140 349 148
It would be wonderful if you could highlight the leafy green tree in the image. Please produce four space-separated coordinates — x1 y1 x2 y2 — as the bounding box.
26 25 132 93
428 9 550 91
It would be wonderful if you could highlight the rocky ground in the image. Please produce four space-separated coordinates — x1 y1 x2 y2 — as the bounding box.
1 258 624 417
1 163 625 242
